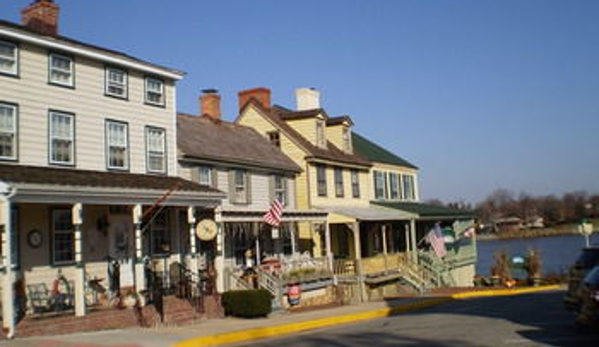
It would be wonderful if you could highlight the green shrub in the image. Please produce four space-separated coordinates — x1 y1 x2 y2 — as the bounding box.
221 289 272 318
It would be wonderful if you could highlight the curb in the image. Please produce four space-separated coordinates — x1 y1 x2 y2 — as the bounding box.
174 285 560 347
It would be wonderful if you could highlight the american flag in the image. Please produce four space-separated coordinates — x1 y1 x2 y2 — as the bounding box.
262 199 283 227
426 225 447 258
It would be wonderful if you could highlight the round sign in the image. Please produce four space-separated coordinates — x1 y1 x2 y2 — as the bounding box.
196 219 217 241
578 222 593 236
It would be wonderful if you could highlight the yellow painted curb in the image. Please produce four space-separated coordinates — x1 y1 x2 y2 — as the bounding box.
450 284 561 299
174 285 560 347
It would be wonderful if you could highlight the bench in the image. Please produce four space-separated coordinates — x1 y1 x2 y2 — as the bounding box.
27 280 75 314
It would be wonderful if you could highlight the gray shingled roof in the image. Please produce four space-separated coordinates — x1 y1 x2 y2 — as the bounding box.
177 114 301 173
0 164 221 193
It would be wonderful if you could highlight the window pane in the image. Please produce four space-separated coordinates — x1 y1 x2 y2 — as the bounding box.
50 55 73 85
199 167 212 185
0 42 17 75
53 210 74 263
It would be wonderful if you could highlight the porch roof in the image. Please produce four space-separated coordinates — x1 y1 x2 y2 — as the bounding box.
219 208 328 222
372 201 475 220
0 164 225 206
318 205 417 223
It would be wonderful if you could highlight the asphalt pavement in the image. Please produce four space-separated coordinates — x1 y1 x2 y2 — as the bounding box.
239 291 599 347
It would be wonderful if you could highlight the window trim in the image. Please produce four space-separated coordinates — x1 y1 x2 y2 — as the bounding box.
351 169 360 198
51 208 75 266
48 52 75 88
0 40 19 78
334 167 344 198
342 126 352 152
144 76 165 107
316 164 327 197
389 172 399 200
105 119 130 171
48 110 75 167
104 66 129 100
145 126 167 174
0 101 18 161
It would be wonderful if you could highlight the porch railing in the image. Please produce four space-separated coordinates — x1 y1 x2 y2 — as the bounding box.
333 259 357 277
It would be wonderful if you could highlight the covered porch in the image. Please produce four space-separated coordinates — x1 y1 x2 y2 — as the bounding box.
0 165 224 337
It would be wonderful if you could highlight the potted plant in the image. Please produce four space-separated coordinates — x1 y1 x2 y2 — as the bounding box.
490 249 512 286
525 248 542 286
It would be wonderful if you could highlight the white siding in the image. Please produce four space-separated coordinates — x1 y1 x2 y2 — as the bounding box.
0 41 178 175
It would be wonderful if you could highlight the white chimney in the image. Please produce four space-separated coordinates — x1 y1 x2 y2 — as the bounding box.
296 88 320 111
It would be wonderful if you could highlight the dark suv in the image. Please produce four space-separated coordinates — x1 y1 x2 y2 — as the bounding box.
575 265 599 328
564 247 599 311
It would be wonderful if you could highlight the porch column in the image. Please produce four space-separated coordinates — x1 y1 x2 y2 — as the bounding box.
73 203 86 317
214 209 225 293
324 221 333 272
381 224 389 273
289 223 297 256
404 223 410 253
188 207 198 277
1 191 15 336
253 222 261 265
351 222 365 302
410 219 417 263
133 204 145 292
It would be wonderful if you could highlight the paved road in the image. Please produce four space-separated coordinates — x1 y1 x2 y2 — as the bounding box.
240 291 599 347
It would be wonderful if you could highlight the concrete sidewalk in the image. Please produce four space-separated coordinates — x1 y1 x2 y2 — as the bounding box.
1 285 561 347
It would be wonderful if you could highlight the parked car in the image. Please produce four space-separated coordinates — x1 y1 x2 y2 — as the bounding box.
575 265 599 328
564 246 599 311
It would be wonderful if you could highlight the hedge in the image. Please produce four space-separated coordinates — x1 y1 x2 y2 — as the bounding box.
221 289 272 318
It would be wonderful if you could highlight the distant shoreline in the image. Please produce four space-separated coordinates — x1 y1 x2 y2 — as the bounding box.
476 225 586 241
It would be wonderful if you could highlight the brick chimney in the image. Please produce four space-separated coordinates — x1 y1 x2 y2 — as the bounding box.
200 89 221 120
296 87 321 111
22 0 60 36
238 87 271 112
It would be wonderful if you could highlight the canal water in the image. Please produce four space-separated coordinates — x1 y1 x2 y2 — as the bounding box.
476 233 599 276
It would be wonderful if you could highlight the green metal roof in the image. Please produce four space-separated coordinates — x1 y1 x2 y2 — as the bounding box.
372 201 475 219
352 132 418 169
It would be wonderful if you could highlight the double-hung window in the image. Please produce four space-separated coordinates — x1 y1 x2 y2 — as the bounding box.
105 67 128 98
334 167 344 197
231 169 249 204
52 209 74 264
0 41 18 76
351 169 360 198
49 53 74 87
389 173 399 200
403 175 415 201
316 165 327 197
273 175 287 205
145 77 165 106
374 170 386 200
0 103 17 160
106 121 128 170
49 111 74 165
146 127 166 173
197 166 214 187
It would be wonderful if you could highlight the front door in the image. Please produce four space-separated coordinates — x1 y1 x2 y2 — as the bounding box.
108 214 135 288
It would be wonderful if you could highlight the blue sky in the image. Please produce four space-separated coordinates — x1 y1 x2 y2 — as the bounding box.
2 0 598 203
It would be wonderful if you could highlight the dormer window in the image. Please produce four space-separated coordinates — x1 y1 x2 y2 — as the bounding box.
316 119 326 147
342 126 352 152
268 131 281 148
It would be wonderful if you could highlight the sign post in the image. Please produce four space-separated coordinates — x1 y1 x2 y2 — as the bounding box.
578 219 594 247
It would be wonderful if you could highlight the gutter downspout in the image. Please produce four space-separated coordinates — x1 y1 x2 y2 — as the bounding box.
1 183 17 339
